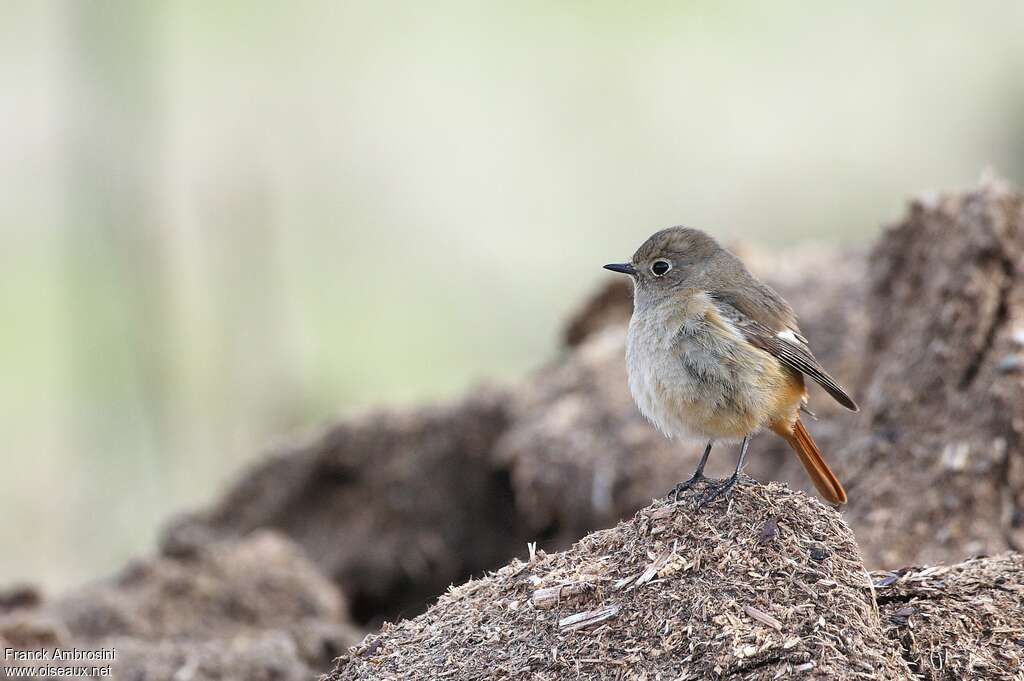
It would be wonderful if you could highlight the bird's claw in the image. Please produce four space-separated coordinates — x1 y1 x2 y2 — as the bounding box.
695 474 740 509
668 474 705 504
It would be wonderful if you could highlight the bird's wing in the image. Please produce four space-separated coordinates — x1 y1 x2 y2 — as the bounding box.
712 296 859 412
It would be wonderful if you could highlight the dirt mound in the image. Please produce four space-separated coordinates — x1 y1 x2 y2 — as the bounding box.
838 179 1024 567
874 553 1024 679
329 481 912 680
331 483 1024 680
162 389 528 625
0 531 358 680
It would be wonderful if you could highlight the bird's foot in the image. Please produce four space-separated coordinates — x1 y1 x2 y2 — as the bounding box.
668 474 706 504
696 474 741 509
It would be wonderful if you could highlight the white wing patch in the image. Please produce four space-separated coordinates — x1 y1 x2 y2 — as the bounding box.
777 329 801 344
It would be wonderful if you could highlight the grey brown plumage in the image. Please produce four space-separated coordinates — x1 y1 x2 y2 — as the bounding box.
713 297 859 412
607 226 858 505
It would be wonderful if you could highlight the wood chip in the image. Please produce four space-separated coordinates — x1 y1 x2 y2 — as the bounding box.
743 605 784 631
532 582 593 609
630 546 674 590
612 576 634 590
558 604 621 631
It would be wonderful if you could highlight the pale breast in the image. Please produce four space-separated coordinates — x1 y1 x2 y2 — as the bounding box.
626 291 798 442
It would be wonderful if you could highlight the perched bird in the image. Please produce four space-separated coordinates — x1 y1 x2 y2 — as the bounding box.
604 227 858 506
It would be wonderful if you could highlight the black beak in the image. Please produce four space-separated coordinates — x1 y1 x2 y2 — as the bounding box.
603 262 637 276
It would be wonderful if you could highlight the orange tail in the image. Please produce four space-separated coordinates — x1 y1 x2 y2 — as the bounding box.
772 418 847 505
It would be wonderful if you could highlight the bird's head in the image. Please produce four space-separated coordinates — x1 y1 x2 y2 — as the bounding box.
604 226 724 306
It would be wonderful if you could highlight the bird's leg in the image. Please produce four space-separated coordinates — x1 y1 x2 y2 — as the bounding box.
697 435 751 508
669 441 713 503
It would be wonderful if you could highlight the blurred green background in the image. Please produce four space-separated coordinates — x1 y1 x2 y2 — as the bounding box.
2 1 1023 591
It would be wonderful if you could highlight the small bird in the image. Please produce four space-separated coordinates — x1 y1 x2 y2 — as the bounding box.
604 227 858 506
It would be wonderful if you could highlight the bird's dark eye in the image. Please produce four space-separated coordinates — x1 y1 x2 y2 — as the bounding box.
651 260 672 276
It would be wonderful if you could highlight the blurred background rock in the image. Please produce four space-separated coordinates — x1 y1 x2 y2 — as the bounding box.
2 1 1023 590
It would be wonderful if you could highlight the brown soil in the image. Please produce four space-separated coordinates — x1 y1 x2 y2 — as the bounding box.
874 553 1024 679
0 531 359 680
328 481 1023 680
162 389 530 626
842 180 1024 566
